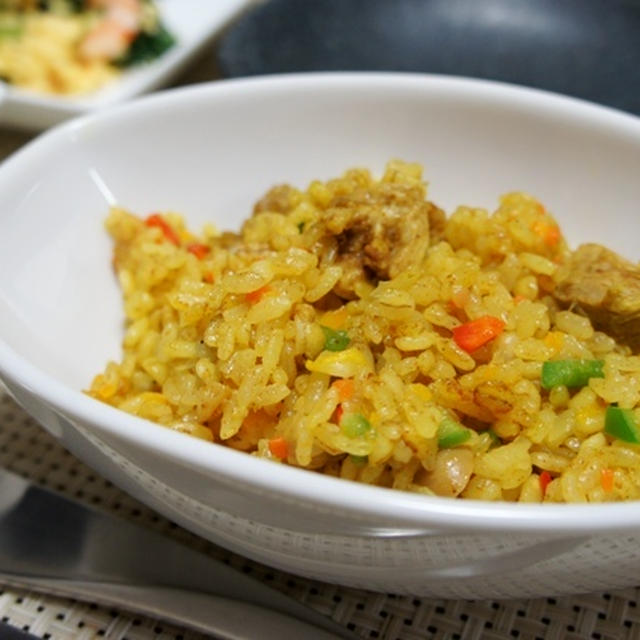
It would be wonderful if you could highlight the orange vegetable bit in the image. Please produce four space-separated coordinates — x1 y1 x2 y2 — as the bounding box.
245 285 271 304
600 468 615 492
539 470 552 497
242 409 268 431
334 404 344 425
145 213 180 246
319 307 348 330
268 437 288 460
531 219 561 247
187 243 210 260
544 225 561 247
452 315 505 353
332 378 355 402
203 271 215 284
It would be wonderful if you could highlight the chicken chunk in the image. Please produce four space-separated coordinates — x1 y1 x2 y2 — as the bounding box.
553 243 640 351
319 183 443 296
252 184 296 215
248 171 442 299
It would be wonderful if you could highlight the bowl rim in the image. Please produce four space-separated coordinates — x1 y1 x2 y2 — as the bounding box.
2 71 640 535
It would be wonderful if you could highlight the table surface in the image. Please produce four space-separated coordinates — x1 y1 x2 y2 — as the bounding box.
2 49 640 640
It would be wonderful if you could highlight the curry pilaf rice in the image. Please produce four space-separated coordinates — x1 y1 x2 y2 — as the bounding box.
89 160 640 503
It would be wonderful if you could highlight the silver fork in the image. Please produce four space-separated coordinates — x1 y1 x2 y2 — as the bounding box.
0 466 358 639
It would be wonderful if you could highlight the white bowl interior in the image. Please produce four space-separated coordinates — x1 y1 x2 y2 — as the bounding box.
2 74 639 394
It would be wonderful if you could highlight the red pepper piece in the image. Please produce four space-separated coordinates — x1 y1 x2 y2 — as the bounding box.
452 315 505 353
145 213 180 246
539 470 552 497
187 243 210 260
245 285 271 304
268 437 288 460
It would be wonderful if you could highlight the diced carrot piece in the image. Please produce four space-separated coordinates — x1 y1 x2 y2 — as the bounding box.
145 213 180 246
539 470 552 496
334 404 344 425
601 468 615 492
187 243 210 260
203 271 215 283
243 410 264 429
268 437 288 460
544 225 561 246
245 285 271 304
531 219 561 247
452 316 505 353
332 378 355 402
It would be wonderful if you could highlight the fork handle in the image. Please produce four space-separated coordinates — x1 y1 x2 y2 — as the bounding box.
0 574 347 640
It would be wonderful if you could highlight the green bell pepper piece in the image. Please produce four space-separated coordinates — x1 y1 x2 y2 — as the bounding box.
605 406 640 444
438 417 472 448
541 359 604 390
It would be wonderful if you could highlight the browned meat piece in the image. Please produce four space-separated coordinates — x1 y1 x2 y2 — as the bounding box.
252 185 296 215
321 183 442 294
427 204 447 244
553 243 640 351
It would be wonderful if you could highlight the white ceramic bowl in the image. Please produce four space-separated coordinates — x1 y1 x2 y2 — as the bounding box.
1 74 640 599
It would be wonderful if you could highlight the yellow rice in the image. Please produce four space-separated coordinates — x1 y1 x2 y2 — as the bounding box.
0 10 117 95
89 160 640 503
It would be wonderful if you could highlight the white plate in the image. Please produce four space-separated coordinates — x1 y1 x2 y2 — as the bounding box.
0 0 252 130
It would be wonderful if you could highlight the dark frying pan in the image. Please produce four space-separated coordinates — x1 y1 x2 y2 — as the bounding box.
216 0 640 115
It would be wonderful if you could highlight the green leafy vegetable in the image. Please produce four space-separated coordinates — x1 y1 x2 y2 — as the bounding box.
115 25 175 68
0 25 22 37
0 14 23 39
66 0 87 11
